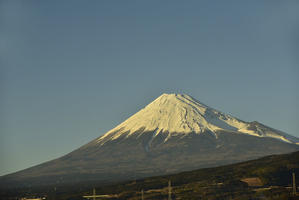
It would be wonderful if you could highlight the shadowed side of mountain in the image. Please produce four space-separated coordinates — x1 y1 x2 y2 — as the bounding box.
1 129 298 188
1 151 298 200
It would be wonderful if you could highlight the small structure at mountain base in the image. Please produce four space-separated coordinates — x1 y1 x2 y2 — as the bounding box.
241 177 263 187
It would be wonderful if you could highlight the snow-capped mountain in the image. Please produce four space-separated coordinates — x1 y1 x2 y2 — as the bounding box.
1 93 298 187
98 93 298 145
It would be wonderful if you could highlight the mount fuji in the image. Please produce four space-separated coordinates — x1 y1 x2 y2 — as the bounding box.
1 93 298 187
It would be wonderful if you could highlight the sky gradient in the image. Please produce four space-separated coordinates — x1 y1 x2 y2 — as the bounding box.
1 0 299 176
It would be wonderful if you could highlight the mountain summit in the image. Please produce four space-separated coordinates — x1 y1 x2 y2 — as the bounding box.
98 93 297 145
1 93 298 187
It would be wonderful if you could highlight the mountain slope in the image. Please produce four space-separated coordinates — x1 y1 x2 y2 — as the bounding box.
97 94 298 144
2 151 298 200
1 93 298 187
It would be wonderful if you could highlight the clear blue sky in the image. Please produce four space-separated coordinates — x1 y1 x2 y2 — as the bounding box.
1 0 298 176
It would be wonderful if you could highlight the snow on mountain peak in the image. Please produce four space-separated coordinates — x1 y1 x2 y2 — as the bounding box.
97 93 298 144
